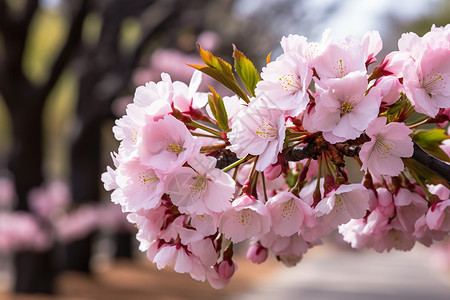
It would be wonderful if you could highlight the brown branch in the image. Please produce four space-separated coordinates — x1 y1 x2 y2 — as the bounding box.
285 141 450 185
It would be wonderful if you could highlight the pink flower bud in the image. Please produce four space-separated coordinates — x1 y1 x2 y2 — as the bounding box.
264 153 285 181
215 260 235 280
246 243 268 264
264 163 283 181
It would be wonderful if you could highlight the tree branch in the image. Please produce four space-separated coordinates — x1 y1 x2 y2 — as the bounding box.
284 141 450 185
411 142 450 184
39 0 89 98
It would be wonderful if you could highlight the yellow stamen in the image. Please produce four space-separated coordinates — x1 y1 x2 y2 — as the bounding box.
167 142 186 153
340 102 353 117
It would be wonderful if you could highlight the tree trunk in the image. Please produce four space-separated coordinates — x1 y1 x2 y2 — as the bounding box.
9 101 55 294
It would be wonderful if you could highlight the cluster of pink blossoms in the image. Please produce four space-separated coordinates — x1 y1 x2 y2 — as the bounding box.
103 25 450 288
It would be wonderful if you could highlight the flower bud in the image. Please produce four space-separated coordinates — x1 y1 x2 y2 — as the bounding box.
264 153 285 181
215 260 235 280
246 243 268 264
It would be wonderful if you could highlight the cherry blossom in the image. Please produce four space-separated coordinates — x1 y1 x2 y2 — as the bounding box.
266 191 314 237
165 154 234 215
312 71 381 143
359 117 413 177
314 184 370 228
219 194 271 243
256 53 312 116
99 26 450 288
138 114 201 173
228 99 286 171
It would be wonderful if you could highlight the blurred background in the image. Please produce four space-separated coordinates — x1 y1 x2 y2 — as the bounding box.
0 0 449 299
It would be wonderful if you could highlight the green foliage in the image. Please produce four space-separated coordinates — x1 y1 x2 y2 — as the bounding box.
208 86 230 132
23 9 66 83
404 158 450 189
412 128 450 162
233 45 261 97
187 44 249 103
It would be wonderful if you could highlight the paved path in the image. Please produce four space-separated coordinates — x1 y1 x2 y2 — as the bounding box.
232 245 450 300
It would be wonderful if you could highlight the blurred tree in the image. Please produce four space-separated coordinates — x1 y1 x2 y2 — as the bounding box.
0 0 257 294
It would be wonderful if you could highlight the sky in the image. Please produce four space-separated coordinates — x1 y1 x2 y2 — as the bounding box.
235 0 443 40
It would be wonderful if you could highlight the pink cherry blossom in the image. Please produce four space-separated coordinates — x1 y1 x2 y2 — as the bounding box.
165 154 234 215
312 71 381 143
339 218 372 250
266 191 314 237
376 76 402 106
403 48 450 117
219 194 271 243
113 104 146 157
362 30 382 66
393 188 428 233
149 241 207 281
426 199 450 231
228 99 286 171
414 215 447 247
359 117 413 177
313 35 366 83
256 53 312 116
172 70 208 112
133 72 174 108
127 206 166 251
314 184 370 227
114 158 165 212
280 29 331 64
138 114 201 173
259 230 313 267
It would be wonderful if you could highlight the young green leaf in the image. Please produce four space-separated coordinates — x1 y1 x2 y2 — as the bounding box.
187 44 250 103
198 44 234 78
208 86 230 132
187 64 249 102
233 45 261 97
412 128 450 162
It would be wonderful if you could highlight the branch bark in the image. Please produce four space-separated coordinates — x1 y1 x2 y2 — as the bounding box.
284 142 450 185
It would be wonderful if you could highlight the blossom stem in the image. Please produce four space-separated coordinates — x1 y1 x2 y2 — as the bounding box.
186 121 222 137
191 132 223 139
201 144 226 153
406 116 431 129
221 155 249 172
261 172 268 203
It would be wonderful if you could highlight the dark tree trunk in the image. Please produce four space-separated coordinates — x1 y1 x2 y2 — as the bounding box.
64 116 102 272
114 232 133 258
8 95 55 294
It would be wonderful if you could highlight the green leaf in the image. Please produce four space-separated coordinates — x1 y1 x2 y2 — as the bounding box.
187 44 249 103
403 158 450 189
412 129 450 162
233 45 261 97
198 43 234 78
187 64 249 102
208 86 230 132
